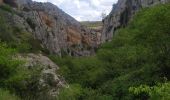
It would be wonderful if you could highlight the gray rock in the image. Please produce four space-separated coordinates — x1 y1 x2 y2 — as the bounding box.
17 53 67 96
102 0 170 43
2 0 100 56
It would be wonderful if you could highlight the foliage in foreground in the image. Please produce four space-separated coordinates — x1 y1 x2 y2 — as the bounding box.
0 89 20 100
50 4 170 100
129 82 170 100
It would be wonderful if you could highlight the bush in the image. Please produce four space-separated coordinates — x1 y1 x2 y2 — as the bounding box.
0 4 13 13
0 43 20 83
26 18 36 30
129 82 170 100
57 84 83 100
0 12 15 42
0 42 46 100
0 89 20 100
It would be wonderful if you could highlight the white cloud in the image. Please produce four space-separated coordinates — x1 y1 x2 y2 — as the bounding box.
33 0 118 21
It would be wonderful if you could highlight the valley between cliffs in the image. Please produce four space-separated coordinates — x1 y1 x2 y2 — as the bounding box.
0 0 170 100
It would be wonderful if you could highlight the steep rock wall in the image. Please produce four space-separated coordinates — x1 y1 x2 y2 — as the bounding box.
102 0 170 42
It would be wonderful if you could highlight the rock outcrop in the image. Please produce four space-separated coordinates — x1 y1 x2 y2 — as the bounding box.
17 53 67 97
1 0 100 56
102 0 170 42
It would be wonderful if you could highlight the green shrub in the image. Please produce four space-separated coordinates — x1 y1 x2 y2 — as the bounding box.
26 18 36 30
0 42 46 99
0 89 20 100
0 12 15 42
0 43 21 83
129 82 170 100
58 84 83 100
0 4 13 13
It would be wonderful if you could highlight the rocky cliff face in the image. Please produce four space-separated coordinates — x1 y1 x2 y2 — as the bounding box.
102 0 170 42
1 0 100 56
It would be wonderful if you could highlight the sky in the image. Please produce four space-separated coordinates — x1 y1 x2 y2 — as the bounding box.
33 0 118 21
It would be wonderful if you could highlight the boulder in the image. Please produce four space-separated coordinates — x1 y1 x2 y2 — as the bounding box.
17 53 67 97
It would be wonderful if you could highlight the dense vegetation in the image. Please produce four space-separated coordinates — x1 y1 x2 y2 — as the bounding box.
50 4 170 100
0 42 45 100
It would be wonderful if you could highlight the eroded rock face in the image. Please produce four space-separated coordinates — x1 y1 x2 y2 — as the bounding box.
102 0 170 42
2 0 100 56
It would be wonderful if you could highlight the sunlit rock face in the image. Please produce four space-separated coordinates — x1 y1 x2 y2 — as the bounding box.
102 0 170 43
2 0 100 56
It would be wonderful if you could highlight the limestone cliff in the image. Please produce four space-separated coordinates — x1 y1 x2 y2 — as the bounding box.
1 0 100 56
102 0 170 42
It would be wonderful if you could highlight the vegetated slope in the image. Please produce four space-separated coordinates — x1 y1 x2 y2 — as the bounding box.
50 4 170 100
